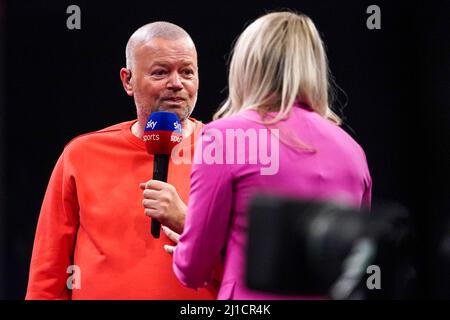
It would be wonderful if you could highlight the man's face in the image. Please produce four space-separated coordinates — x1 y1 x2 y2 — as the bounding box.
129 37 198 123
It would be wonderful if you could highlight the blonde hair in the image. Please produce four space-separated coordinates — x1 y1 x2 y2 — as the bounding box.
214 11 341 125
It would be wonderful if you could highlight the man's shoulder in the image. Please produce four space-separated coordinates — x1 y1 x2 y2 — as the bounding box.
188 116 203 127
64 120 134 149
96 121 133 133
187 116 204 136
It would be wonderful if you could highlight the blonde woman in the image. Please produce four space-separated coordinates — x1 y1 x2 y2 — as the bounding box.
172 11 372 299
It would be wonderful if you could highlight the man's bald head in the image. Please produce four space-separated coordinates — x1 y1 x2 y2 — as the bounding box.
125 21 195 70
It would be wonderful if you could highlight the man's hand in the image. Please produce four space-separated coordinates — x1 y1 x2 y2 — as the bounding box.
162 226 180 254
139 180 186 234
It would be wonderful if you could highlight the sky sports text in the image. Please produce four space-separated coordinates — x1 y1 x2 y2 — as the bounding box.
143 133 182 143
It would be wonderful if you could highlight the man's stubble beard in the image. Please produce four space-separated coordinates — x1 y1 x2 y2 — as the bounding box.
135 100 196 125
156 105 190 122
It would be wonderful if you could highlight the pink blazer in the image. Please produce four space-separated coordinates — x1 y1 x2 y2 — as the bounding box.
173 104 372 299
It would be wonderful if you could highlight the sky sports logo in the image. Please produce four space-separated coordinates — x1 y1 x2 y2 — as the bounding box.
143 132 182 143
146 120 158 130
145 120 181 132
145 118 182 133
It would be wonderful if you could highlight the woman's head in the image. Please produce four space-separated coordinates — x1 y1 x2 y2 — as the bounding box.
214 11 341 124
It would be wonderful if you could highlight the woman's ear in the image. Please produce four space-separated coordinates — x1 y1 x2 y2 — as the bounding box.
120 68 133 96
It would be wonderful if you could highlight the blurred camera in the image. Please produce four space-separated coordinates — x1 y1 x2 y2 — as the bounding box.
245 194 417 299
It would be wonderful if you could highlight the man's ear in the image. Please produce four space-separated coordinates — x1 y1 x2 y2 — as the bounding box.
120 68 133 96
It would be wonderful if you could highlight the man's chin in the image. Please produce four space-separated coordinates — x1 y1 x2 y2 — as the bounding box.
157 105 189 121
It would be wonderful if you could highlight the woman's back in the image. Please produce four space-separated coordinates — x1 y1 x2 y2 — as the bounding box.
176 104 372 299
218 104 372 213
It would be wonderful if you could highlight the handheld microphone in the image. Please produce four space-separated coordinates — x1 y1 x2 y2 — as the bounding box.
143 111 183 238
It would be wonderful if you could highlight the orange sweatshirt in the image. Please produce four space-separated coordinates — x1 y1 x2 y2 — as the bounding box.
26 119 218 299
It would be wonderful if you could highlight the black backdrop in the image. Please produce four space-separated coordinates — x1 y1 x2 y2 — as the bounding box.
1 0 449 299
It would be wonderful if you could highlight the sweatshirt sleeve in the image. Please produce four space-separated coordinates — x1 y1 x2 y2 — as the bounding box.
26 149 80 299
173 126 233 289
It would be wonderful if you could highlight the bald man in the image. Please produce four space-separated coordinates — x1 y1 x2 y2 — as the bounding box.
26 22 219 299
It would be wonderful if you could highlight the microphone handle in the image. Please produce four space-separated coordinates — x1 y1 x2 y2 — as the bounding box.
151 154 169 238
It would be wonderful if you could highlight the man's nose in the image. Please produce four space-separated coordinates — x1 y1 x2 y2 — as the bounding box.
167 72 183 90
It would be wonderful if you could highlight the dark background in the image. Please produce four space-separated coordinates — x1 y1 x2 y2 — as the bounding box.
0 0 448 299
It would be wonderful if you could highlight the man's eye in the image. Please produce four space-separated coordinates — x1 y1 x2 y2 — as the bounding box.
151 70 167 76
182 69 194 76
